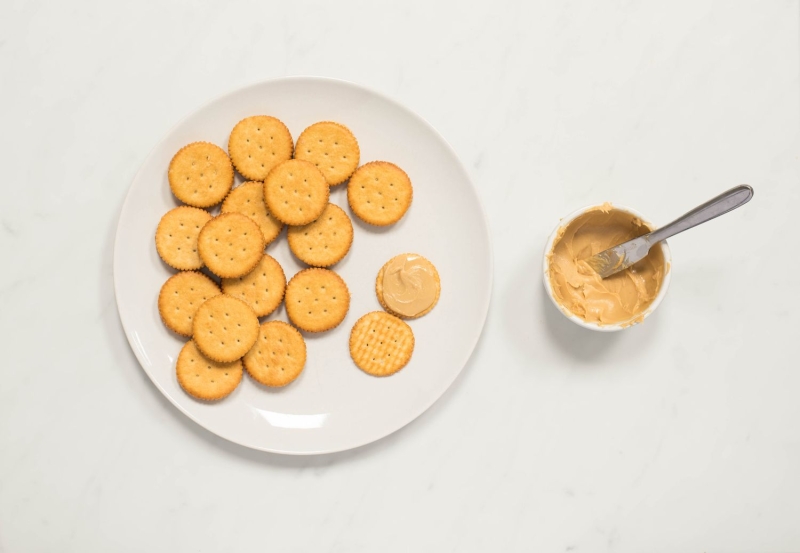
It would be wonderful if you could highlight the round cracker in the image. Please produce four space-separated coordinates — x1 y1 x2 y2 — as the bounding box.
168 142 234 207
284 268 350 332
192 295 260 363
375 253 441 319
197 213 265 279
176 340 242 400
155 206 212 270
349 311 414 376
347 161 412 226
294 121 360 185
228 116 294 181
243 321 307 387
158 272 222 336
287 203 353 267
221 181 283 245
263 159 329 226
221 254 286 317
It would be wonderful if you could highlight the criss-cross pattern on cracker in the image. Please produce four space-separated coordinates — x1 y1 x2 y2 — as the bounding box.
349 311 414 376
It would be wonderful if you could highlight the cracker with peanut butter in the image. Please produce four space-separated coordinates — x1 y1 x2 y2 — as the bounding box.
376 253 440 319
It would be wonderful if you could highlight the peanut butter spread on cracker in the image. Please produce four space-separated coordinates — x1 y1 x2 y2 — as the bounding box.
547 204 665 326
381 254 439 318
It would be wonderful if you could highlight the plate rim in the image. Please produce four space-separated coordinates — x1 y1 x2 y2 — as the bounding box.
113 75 494 455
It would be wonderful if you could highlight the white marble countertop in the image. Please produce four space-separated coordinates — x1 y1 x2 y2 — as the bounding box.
2 1 798 551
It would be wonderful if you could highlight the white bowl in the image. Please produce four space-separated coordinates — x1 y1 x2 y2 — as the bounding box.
542 204 672 332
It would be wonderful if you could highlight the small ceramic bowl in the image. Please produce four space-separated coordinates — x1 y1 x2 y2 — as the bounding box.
542 203 672 332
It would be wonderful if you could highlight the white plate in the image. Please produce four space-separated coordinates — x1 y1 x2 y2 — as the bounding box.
114 77 492 454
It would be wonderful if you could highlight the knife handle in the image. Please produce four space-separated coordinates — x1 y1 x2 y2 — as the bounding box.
648 185 754 245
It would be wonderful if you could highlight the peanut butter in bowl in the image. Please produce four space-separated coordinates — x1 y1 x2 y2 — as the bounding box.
543 203 671 330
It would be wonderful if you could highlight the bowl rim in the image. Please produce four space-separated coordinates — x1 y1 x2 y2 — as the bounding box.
541 203 672 332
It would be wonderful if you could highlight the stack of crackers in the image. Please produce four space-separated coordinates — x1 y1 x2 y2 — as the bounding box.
155 116 439 401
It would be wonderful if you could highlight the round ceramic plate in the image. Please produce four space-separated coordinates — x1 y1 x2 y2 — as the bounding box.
114 77 492 454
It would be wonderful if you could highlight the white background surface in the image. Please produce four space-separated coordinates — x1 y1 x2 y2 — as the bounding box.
1 0 798 551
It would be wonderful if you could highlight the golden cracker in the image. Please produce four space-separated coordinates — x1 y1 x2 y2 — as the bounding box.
243 321 307 387
192 295 260 362
168 142 234 207
376 253 441 319
228 116 294 181
221 253 286 317
347 161 412 226
263 159 329 226
158 271 221 336
176 340 242 400
349 311 414 376
284 268 350 332
155 206 212 270
197 213 265 279
294 121 360 185
287 203 353 267
221 181 283 245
